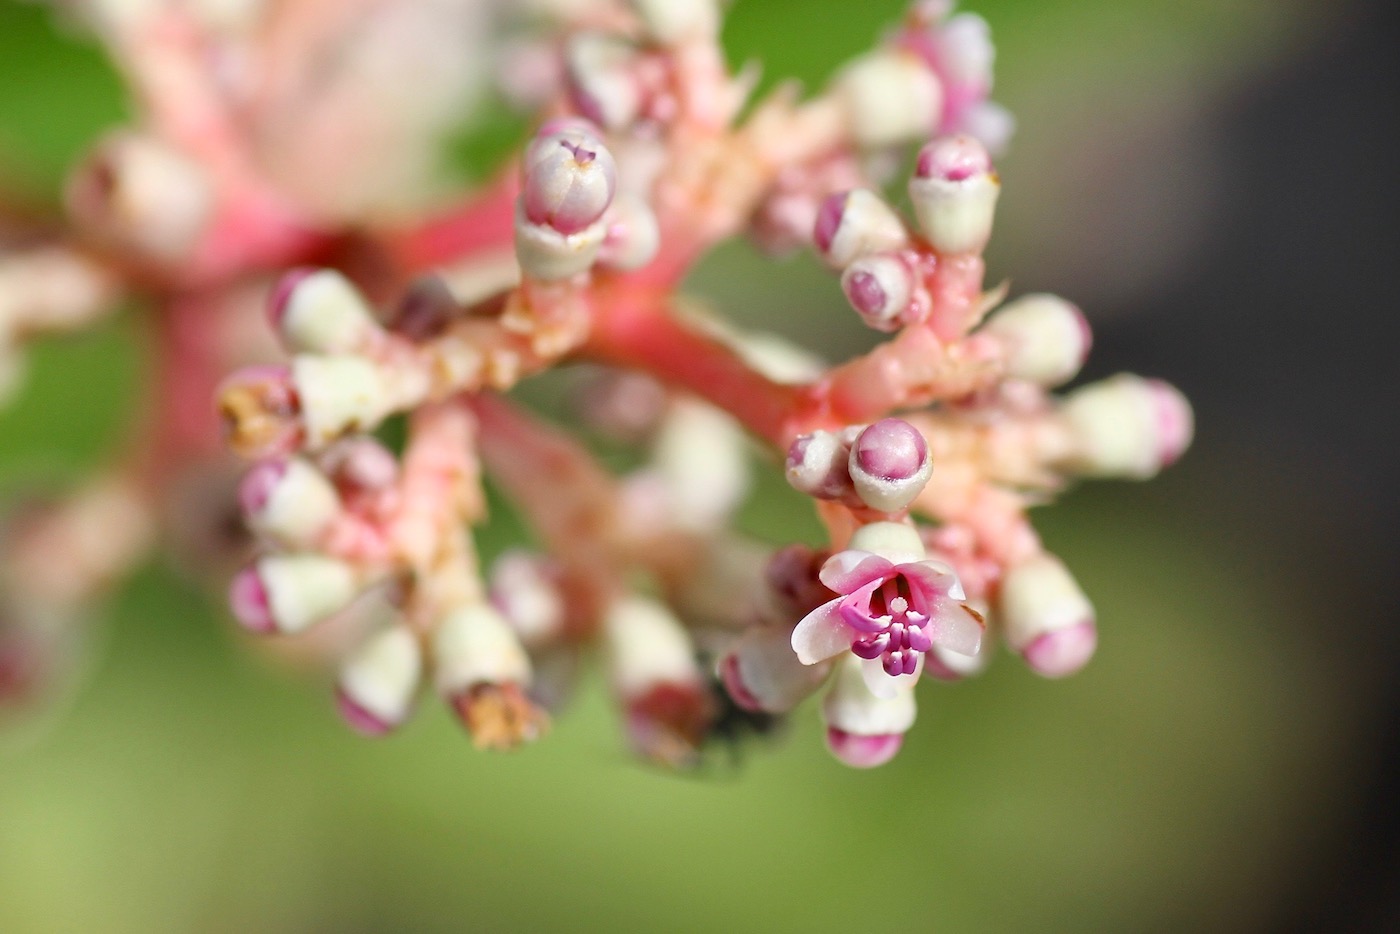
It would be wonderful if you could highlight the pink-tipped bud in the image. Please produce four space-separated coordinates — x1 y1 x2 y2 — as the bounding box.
522 127 617 236
1059 374 1194 479
267 268 377 353
813 189 908 269
597 193 660 271
820 654 917 768
488 551 566 649
908 135 999 254
65 132 213 262
218 364 303 459
565 33 642 130
840 254 915 331
998 553 1096 678
825 728 904 768
718 625 831 715
848 418 933 513
239 457 341 548
337 626 422 737
832 50 943 149
320 437 400 493
981 293 1092 387
765 544 835 615
785 430 856 501
229 555 358 636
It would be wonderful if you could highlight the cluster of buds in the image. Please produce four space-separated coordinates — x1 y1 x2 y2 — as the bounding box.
2 0 1190 768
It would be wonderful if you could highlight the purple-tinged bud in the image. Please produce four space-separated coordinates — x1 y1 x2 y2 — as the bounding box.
848 418 933 513
564 33 642 131
320 437 400 493
832 50 943 149
388 275 459 341
597 193 660 271
229 555 358 636
291 355 390 450
218 364 303 459
718 624 831 714
998 553 1096 678
812 189 908 269
908 135 999 254
336 626 422 737
820 654 916 768
522 130 617 236
627 0 718 44
785 430 855 501
65 132 213 262
826 728 904 769
240 457 341 548
267 268 377 354
489 551 566 649
765 544 835 615
1059 374 1194 479
840 254 914 331
981 293 1091 387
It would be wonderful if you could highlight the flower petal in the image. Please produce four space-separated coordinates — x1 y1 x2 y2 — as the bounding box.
859 655 920 699
819 550 894 594
901 559 964 602
791 599 854 665
931 601 984 657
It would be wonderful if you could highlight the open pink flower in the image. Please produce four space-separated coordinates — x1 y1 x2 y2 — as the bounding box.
792 546 983 698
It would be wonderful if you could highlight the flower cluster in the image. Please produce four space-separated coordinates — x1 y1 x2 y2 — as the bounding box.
0 0 1190 768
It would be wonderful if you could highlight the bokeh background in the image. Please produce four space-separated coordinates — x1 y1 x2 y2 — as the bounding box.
2 0 1397 930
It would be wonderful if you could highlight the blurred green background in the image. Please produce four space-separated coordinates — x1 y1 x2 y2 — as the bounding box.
1 1 1388 931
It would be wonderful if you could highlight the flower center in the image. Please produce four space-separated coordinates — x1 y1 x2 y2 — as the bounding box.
847 575 933 675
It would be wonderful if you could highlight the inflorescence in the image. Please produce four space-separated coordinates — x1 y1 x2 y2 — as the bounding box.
0 0 1190 768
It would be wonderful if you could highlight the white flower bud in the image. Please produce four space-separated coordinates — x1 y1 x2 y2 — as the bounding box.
291 354 390 449
603 597 701 700
231 554 358 635
832 50 942 149
565 33 642 130
268 269 378 354
719 625 831 714
514 204 608 280
821 655 917 767
981 293 1091 387
489 551 566 648
812 189 908 269
840 253 914 331
1059 374 1194 479
597 193 660 271
239 457 341 548
627 0 718 44
653 399 749 532
337 626 422 735
999 553 1096 678
848 521 927 566
434 604 532 694
907 135 999 254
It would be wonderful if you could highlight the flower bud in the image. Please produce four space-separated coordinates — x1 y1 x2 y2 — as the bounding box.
653 399 749 532
1059 374 1193 479
907 135 999 254
433 603 532 696
848 520 928 566
389 275 459 341
65 132 213 261
847 418 933 513
320 437 400 493
821 654 916 768
603 597 711 767
628 0 718 44
522 126 618 235
239 457 341 548
980 293 1091 387
765 544 835 616
998 553 1096 678
597 193 660 271
488 551 566 649
785 430 855 501
812 189 908 269
291 354 390 449
564 34 642 130
337 626 422 736
267 269 377 354
718 625 831 714
832 50 942 149
840 254 913 331
514 204 609 281
229 554 358 635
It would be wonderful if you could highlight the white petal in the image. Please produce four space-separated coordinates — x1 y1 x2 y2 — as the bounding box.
819 550 893 594
791 599 853 664
934 602 984 657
